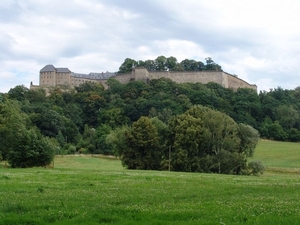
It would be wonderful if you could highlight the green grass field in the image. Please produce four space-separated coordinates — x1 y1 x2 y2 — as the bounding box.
253 139 300 173
1 140 300 225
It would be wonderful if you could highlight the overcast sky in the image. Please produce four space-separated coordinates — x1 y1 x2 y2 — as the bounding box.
1 0 300 93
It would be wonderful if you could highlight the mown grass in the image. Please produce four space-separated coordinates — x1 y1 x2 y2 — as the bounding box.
1 140 300 224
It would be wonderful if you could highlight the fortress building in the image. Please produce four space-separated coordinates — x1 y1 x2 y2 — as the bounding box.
30 65 257 91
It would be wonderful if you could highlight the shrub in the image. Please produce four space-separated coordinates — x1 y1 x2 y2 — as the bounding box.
246 161 265 176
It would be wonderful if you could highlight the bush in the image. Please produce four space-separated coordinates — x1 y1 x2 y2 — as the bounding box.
8 128 56 168
246 161 265 176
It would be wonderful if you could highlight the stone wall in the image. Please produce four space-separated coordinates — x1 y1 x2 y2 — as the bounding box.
116 68 257 91
114 73 133 84
225 72 257 90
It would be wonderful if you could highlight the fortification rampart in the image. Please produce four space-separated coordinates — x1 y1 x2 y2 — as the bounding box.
31 65 257 92
114 68 257 91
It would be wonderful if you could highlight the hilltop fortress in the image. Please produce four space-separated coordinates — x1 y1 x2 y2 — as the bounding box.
30 65 257 91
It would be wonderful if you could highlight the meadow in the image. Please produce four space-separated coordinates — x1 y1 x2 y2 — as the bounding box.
1 140 300 225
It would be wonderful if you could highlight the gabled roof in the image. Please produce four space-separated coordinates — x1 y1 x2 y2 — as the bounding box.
40 65 71 73
56 68 71 73
40 65 56 72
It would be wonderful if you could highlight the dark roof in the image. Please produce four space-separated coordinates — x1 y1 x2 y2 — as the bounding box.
40 65 56 72
71 72 116 80
56 68 71 73
40 65 71 73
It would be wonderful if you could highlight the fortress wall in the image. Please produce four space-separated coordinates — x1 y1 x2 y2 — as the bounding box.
36 65 257 92
147 71 170 80
29 84 40 91
225 73 257 91
134 68 149 81
114 73 133 84
148 71 225 86
70 76 102 87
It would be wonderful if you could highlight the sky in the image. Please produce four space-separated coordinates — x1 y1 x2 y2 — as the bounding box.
1 0 300 93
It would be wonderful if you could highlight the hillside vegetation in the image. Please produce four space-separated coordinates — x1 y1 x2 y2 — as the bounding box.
1 68 300 170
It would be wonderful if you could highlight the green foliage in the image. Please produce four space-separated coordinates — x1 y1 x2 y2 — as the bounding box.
119 56 222 73
238 123 260 157
204 57 222 71
106 125 130 156
56 131 66 147
4 65 300 170
8 127 56 168
0 99 56 167
276 105 299 129
75 82 104 93
122 116 162 170
33 109 66 137
98 107 129 129
246 160 265 175
94 124 113 155
118 58 137 74
265 121 288 141
0 100 29 160
168 105 254 174
8 85 29 101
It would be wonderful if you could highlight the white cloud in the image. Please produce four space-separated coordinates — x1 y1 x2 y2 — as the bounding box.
1 0 300 93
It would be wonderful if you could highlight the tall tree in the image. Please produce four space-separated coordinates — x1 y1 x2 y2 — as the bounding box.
122 116 162 170
204 57 222 71
155 56 167 71
118 58 137 74
0 99 56 167
168 106 255 174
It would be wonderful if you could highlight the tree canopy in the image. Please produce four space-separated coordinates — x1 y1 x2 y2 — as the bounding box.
118 56 222 73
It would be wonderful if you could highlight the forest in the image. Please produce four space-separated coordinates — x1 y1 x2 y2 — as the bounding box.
1 64 299 173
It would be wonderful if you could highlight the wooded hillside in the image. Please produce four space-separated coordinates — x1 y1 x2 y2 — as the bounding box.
1 77 299 172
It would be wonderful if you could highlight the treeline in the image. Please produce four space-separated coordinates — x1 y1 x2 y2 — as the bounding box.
1 77 300 172
118 56 222 73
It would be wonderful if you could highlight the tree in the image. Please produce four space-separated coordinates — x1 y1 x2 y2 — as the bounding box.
276 105 299 129
118 58 137 74
0 99 56 167
143 59 156 71
8 85 29 101
166 56 179 71
98 108 130 129
0 100 26 160
267 121 288 141
8 127 56 168
168 105 254 174
33 109 66 137
238 123 260 157
75 82 104 94
94 124 113 155
106 125 130 156
122 116 162 170
155 56 167 71
180 59 204 71
204 57 222 71
83 94 106 126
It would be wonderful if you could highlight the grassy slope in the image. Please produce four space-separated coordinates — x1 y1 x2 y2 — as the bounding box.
252 140 300 171
1 140 300 224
